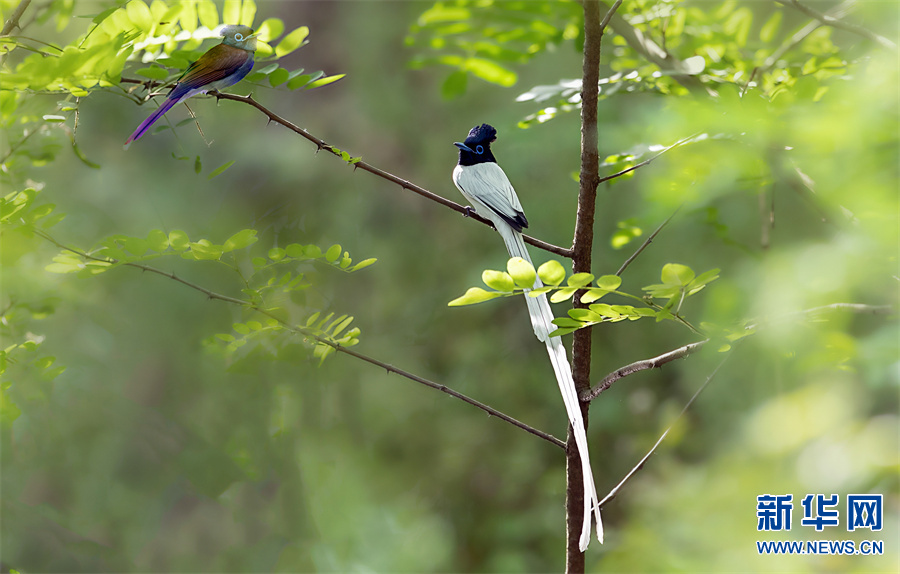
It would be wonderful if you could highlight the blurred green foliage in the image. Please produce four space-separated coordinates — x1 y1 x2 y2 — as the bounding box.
1 0 898 571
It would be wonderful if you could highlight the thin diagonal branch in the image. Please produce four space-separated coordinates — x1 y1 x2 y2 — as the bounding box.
599 0 623 35
615 206 681 276
747 302 895 330
599 134 702 185
598 351 731 509
583 340 708 401
35 230 566 450
214 91 574 258
1 0 30 36
778 0 896 49
119 78 572 257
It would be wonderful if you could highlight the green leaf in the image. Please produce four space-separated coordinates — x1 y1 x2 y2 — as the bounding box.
269 247 285 261
538 260 566 286
187 240 223 261
196 0 219 30
579 289 609 304
349 258 377 271
275 26 310 58
661 263 695 286
611 221 642 249
169 230 190 251
568 308 603 322
528 287 552 297
441 70 467 99
126 0 153 30
146 229 168 251
208 160 235 180
418 4 470 25
642 283 680 299
567 272 594 288
91 6 119 25
507 257 536 289
589 303 620 318
269 67 289 87
550 287 577 303
465 58 516 87
194 155 202 174
179 0 197 32
551 317 583 328
124 237 149 255
596 275 621 290
690 268 720 288
223 0 240 25
135 66 169 80
240 0 256 26
257 18 285 43
223 229 258 252
760 10 782 43
325 244 342 263
286 73 314 90
305 74 345 90
255 63 279 75
482 270 515 292
330 316 354 338
448 287 504 306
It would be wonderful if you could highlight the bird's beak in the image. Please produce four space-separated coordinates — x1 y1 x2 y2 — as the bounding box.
454 142 474 153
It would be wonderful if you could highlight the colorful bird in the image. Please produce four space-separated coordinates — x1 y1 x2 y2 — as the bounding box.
452 124 603 551
125 24 257 147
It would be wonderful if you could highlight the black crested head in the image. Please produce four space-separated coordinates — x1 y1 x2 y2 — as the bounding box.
454 123 498 166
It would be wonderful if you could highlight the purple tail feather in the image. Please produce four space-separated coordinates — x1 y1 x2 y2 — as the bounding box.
124 97 180 147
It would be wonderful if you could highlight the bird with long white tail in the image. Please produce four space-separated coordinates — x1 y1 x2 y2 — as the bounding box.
451 123 602 550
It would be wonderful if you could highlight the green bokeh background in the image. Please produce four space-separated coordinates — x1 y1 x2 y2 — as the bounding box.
2 1 898 571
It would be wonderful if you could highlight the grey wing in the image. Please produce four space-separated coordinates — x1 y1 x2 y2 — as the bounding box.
456 163 529 232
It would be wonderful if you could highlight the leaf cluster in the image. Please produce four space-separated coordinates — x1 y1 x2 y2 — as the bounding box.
407 0 582 98
449 257 718 337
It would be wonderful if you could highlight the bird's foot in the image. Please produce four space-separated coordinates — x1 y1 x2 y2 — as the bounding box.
463 206 475 218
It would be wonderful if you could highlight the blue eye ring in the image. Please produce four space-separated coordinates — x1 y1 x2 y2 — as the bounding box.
234 33 244 41
475 145 484 154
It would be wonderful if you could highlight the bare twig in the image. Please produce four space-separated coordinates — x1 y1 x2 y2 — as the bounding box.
215 92 573 258
759 183 773 250
762 19 821 73
584 301 893 402
34 230 566 449
594 299 894 508
762 1 860 75
598 351 731 509
599 0 623 35
583 340 708 401
803 303 894 315
599 133 702 185
747 302 895 330
1 0 31 36
777 0 896 49
615 206 682 276
119 79 572 257
0 128 38 165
